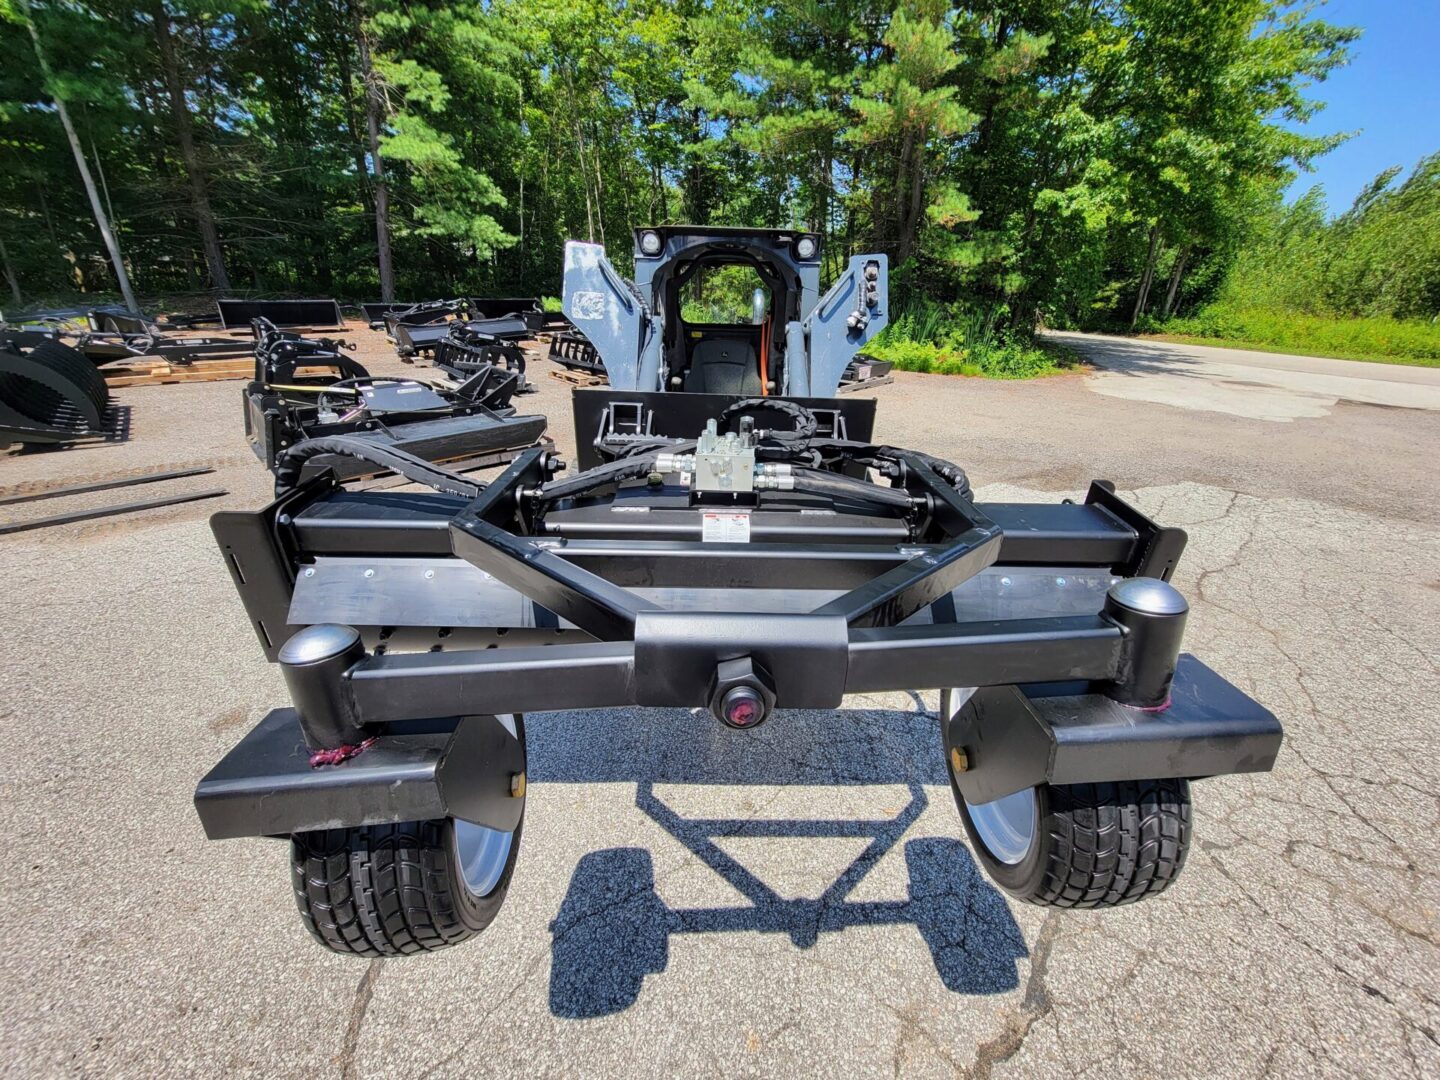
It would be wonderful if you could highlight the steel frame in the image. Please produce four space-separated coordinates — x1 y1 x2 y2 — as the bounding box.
198 436 1280 842
213 455 1203 716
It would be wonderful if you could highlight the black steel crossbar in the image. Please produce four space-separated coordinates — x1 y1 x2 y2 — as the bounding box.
846 616 1124 693
349 641 637 719
342 614 1124 721
449 447 1007 638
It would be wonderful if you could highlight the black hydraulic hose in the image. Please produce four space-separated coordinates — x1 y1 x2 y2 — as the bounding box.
540 441 698 502
790 468 915 511
542 438 924 514
875 445 971 497
808 438 971 498
542 454 914 513
273 436 484 499
718 396 818 445
542 416 962 514
539 458 658 502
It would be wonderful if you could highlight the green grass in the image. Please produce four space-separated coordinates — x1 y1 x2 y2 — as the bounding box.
1138 305 1440 367
864 334 1072 378
865 297 1078 379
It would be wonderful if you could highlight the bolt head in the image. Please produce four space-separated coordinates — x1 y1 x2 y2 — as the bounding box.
950 746 969 775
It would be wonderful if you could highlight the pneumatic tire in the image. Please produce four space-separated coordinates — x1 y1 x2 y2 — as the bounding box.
940 689 1191 908
290 717 525 957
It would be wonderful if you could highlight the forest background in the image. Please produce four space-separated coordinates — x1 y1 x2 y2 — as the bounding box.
4 0 1437 375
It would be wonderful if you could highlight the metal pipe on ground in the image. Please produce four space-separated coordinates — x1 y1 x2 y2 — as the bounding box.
0 488 227 535
0 466 216 507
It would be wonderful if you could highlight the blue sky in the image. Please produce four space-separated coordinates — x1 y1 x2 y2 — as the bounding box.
1284 0 1440 214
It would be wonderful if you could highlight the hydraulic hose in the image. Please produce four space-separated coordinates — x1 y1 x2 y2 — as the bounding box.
540 441 698 503
808 439 972 499
273 435 484 499
790 468 915 511
718 396 818 445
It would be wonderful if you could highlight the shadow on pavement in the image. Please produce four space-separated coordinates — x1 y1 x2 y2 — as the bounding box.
1047 332 1221 380
529 707 1028 1019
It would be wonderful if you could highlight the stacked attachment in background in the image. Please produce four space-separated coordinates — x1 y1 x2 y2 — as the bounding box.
0 339 112 446
244 317 547 483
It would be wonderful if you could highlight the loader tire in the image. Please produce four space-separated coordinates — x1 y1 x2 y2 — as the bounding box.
290 719 524 957
940 690 1192 908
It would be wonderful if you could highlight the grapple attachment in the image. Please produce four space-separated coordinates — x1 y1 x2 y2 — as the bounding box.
0 340 112 445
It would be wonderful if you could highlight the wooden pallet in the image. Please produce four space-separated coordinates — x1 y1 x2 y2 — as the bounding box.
548 367 608 388
103 359 328 388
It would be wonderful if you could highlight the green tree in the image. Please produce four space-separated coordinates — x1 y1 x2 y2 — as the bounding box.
851 1 976 267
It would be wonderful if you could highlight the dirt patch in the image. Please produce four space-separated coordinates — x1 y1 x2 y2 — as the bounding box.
208 707 251 734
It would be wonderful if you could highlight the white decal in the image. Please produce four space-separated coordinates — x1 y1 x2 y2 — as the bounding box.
571 290 608 321
701 511 751 544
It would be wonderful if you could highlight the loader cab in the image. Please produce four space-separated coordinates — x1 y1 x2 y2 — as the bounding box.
631 227 823 397
560 224 889 466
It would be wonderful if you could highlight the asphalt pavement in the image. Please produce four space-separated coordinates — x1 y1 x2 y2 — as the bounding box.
1 330 1436 1078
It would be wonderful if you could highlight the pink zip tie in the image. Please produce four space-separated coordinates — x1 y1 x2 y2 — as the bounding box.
309 737 376 768
1123 697 1172 713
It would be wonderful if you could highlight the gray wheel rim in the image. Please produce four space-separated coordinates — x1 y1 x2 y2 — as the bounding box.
963 788 1038 865
945 687 1038 866
453 820 514 897
451 714 519 897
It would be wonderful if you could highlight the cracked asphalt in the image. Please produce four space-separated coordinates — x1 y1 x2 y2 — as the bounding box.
1 329 1437 1077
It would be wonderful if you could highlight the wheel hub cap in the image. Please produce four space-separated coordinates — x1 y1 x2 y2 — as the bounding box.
452 713 519 897
453 820 514 897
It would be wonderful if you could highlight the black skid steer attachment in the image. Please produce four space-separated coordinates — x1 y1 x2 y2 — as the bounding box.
0 340 112 445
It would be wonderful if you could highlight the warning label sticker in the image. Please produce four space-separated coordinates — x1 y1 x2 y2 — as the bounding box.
701 511 751 544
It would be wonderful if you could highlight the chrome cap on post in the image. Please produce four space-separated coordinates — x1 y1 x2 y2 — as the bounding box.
1103 578 1188 709
1106 577 1189 617
278 623 362 666
278 624 367 749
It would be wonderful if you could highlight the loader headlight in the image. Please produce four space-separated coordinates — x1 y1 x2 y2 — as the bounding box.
639 230 663 256
795 235 819 261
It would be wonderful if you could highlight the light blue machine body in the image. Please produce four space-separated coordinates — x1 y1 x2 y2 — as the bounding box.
561 227 889 399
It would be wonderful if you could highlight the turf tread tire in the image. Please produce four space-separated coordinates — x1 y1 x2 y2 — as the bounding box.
942 688 1192 909
292 820 494 957
290 716 523 957
956 776 1192 909
1032 779 1191 907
